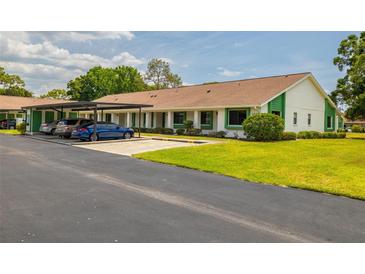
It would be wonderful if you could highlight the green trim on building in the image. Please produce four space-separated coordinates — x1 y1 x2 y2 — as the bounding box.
69 112 78 118
200 111 213 130
224 108 251 130
324 99 336 132
45 111 55 123
0 113 6 120
31 110 42 132
268 93 286 119
131 113 136 127
173 112 186 129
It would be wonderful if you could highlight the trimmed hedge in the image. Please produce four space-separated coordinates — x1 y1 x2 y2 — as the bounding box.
297 131 321 139
16 122 26 134
281 131 297 140
243 113 284 141
176 128 185 135
297 130 346 139
351 125 362 133
132 127 174 135
186 128 202 136
208 131 227 138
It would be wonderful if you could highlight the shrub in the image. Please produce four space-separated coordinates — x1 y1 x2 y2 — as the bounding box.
183 120 194 131
337 128 345 133
321 132 346 139
281 131 297 140
176 128 185 135
16 122 26 134
207 131 227 138
243 113 284 141
186 128 202 136
297 131 321 139
351 125 362 133
161 128 174 135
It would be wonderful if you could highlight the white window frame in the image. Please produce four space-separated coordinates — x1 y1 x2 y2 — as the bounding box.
308 113 311 126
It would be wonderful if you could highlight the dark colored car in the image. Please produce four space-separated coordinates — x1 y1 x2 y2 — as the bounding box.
39 120 59 135
71 121 108 139
0 119 16 129
55 118 92 138
78 122 134 141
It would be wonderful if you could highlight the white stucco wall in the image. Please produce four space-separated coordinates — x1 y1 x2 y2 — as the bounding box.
284 78 325 132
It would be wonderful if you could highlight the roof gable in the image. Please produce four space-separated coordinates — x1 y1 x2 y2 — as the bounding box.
0 95 70 111
95 73 310 109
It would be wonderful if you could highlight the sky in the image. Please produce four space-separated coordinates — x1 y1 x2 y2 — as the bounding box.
0 31 357 96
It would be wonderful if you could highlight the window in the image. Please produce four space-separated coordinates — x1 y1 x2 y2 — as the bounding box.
143 113 146 127
308 114 311 126
228 109 248 126
162 112 166 128
105 113 112 123
200 111 213 129
16 113 23 118
327 115 332 129
173 112 186 125
151 113 154 128
293 112 297 125
132 113 136 127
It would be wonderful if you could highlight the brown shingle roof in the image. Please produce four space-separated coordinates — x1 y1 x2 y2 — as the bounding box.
0 95 70 111
95 72 310 109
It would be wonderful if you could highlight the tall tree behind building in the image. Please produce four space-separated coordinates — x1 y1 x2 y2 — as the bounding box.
330 32 365 119
0 67 32 97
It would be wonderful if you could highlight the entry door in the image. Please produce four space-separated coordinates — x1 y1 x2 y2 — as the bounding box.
32 111 42 132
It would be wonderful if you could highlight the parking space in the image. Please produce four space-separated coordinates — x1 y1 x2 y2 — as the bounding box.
25 134 83 145
73 139 203 156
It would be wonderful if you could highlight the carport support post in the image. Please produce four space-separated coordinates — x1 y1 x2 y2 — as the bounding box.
138 107 141 138
93 106 97 141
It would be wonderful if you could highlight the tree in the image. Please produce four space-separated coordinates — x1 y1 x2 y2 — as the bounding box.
67 66 146 101
40 89 69 99
0 67 32 97
144 58 182 89
330 32 365 119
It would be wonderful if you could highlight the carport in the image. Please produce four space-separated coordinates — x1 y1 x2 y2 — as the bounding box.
22 101 153 139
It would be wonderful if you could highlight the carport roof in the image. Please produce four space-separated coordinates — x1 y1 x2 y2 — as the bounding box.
21 101 153 111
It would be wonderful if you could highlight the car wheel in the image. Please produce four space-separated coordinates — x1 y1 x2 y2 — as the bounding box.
50 129 55 135
89 134 99 142
124 132 132 139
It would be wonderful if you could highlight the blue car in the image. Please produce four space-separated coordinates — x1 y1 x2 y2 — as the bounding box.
78 122 134 141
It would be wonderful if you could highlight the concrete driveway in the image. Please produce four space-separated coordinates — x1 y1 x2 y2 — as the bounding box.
74 139 202 156
1 134 365 242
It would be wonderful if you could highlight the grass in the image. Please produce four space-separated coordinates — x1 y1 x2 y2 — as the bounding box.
347 132 365 139
135 138 365 200
0 129 22 135
141 132 225 141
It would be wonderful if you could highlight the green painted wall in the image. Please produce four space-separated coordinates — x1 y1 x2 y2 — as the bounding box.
268 93 286 119
0 113 6 120
7 113 15 119
324 99 336 132
69 112 78 118
57 112 66 120
45 111 55 123
31 111 42 132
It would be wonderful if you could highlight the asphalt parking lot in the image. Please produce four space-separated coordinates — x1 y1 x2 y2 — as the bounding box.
1 134 365 242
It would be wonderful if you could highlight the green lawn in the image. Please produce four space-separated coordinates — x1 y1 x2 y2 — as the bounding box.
0 129 22 135
347 132 365 139
135 138 365 200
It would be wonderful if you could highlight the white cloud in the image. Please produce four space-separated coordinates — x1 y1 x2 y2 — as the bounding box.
217 67 242 77
47 31 135 42
159 57 174 64
0 34 143 71
111 52 144 66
